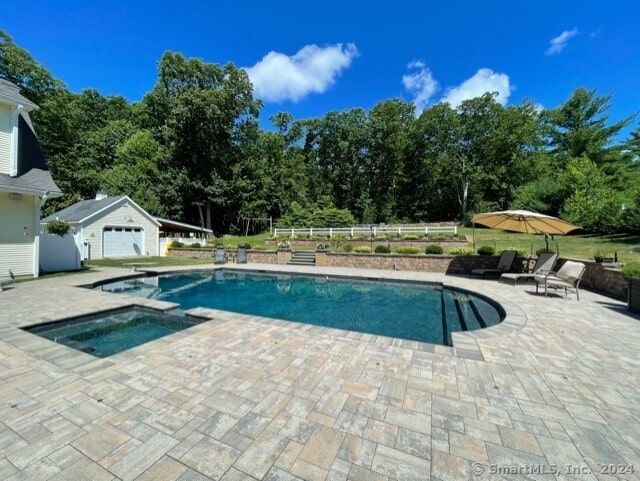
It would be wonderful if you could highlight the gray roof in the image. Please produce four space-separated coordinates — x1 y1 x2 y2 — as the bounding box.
0 79 38 110
0 169 62 197
41 196 127 223
154 217 213 233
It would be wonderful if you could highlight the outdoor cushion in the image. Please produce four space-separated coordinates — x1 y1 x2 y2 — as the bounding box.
534 260 586 300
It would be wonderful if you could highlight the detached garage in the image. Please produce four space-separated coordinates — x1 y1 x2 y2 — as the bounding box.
41 193 160 260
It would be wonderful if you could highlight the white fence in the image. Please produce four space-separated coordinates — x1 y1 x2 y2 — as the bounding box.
159 236 206 256
39 232 82 272
273 225 457 238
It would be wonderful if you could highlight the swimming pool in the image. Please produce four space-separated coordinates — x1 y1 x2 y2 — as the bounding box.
97 270 504 346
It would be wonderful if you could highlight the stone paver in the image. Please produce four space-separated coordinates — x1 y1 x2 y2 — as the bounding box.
0 263 638 480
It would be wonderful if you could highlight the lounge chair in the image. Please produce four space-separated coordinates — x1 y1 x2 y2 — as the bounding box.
534 260 586 300
500 252 558 285
213 246 227 264
0 270 15 291
471 250 516 278
236 245 247 264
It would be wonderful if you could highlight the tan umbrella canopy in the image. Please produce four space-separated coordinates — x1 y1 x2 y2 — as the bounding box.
471 209 580 251
471 209 580 235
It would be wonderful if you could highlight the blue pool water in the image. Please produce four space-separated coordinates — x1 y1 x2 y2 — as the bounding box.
23 307 205 357
97 271 503 346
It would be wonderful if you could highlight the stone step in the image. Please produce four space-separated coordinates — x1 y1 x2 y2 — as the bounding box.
288 251 316 266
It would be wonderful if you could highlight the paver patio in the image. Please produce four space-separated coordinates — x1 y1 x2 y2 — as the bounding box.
0 263 638 480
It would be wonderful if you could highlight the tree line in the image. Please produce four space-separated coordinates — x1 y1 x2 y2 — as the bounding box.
2 30 639 235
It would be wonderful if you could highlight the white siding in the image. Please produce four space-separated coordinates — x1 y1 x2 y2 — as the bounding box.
81 200 158 259
0 192 36 276
0 105 11 174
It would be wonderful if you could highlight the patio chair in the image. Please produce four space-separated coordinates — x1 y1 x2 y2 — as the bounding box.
236 245 247 264
0 270 15 291
213 246 227 264
534 260 586 300
470 250 517 278
500 252 558 285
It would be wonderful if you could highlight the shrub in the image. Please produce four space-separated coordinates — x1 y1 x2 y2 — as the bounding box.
402 234 420 240
252 245 268 250
343 244 354 253
622 262 640 278
277 239 291 250
190 242 201 248
353 246 372 253
395 246 421 255
375 245 391 254
275 202 356 228
449 247 475 256
45 220 70 236
170 241 185 248
425 245 444 254
535 247 554 256
430 234 446 241
238 243 252 249
316 242 330 250
501 246 528 256
477 245 495 255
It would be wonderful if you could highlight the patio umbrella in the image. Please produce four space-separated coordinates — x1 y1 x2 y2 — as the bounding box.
471 209 580 251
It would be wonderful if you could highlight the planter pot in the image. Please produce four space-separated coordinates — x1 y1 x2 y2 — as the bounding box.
629 277 640 314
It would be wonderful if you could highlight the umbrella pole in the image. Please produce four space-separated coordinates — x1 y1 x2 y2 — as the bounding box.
472 223 475 251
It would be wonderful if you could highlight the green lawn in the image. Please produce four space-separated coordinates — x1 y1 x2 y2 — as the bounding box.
85 256 210 269
459 228 640 263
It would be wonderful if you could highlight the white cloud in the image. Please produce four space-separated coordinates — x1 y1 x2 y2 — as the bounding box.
402 61 439 112
545 28 579 55
245 43 358 103
440 68 512 108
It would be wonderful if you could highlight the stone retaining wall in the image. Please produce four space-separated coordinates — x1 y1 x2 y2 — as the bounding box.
167 248 627 300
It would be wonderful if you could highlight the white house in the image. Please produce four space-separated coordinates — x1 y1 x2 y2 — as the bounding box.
41 193 160 260
0 79 63 278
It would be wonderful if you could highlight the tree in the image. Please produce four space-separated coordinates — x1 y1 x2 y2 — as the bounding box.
142 52 261 232
403 102 462 221
366 99 414 222
101 130 178 218
561 156 626 233
302 109 370 221
0 30 64 104
540 88 633 168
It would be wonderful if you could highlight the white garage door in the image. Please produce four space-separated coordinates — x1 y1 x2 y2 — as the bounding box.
103 227 144 257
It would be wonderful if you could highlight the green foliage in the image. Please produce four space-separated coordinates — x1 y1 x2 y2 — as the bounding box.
449 247 475 256
425 245 444 254
561 156 625 233
353 246 372 253
170 241 185 248
401 234 420 240
535 248 554 256
190 242 201 248
502 246 528 256
275 202 356 228
374 245 391 253
277 239 291 250
238 243 251 249
394 246 421 255
622 262 640 278
316 242 330 250
477 245 495 255
45 220 70 236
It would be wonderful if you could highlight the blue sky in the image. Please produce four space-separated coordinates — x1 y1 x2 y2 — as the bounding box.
4 1 640 138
